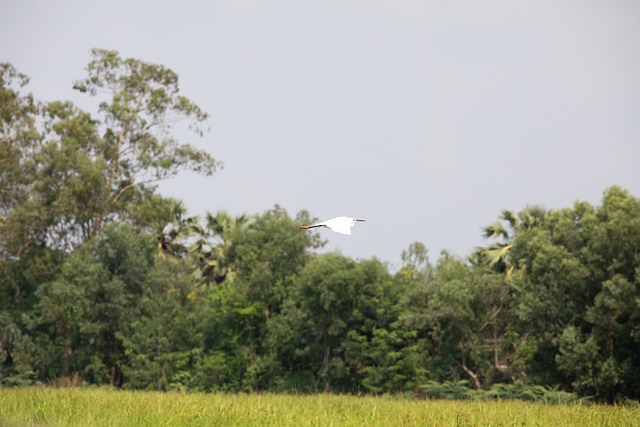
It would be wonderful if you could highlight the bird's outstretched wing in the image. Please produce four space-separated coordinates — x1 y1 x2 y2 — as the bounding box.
330 223 353 235
299 217 365 235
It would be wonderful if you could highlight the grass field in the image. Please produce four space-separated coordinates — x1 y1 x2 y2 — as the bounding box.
0 388 638 426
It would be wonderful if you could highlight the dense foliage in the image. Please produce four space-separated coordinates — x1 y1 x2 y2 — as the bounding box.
1 53 639 403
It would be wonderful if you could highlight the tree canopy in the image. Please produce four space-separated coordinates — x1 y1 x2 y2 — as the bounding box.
1 53 639 403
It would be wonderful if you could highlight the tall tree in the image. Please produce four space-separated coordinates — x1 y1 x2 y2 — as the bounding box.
72 48 221 235
553 187 640 401
196 206 320 391
189 210 252 285
120 254 208 391
478 206 547 284
3 50 221 255
400 253 479 386
0 63 42 258
284 253 397 392
33 223 156 386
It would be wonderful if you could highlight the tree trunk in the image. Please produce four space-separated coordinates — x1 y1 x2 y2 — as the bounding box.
322 331 331 392
461 362 482 390
93 124 127 236
492 326 508 371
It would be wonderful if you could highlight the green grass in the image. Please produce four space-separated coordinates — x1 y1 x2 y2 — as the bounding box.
0 388 638 426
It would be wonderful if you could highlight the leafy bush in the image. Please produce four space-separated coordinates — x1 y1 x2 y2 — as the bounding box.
421 381 582 404
421 380 479 400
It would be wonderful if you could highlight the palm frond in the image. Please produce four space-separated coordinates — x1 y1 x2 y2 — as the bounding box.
482 222 509 240
482 244 513 267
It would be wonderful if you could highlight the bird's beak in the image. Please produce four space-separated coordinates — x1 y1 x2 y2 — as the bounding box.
299 225 309 229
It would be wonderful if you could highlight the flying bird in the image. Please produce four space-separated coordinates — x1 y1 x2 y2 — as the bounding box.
299 217 366 235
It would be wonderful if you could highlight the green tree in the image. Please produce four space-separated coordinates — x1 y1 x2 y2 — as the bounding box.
400 253 478 385
478 206 547 284
0 64 62 381
1 53 222 387
3 50 219 255
72 48 221 235
32 224 156 386
188 210 252 285
120 254 208 391
553 187 640 401
135 196 197 258
345 259 425 394
0 62 45 261
0 62 39 230
282 254 400 393
291 254 361 391
398 241 431 283
37 101 107 249
196 206 319 391
496 186 640 401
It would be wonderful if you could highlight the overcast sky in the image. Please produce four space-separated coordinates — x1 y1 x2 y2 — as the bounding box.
2 1 639 268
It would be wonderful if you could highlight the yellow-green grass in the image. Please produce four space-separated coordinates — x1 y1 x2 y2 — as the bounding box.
0 387 637 426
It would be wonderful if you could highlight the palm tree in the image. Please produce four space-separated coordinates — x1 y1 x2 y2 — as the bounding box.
151 199 197 258
477 206 547 283
188 211 252 285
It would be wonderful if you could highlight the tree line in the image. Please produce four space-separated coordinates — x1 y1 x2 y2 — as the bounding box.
1 51 639 403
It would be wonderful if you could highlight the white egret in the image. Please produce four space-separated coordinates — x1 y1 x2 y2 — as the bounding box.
299 217 365 235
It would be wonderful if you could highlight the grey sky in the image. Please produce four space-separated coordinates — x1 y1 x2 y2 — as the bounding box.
2 1 639 268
